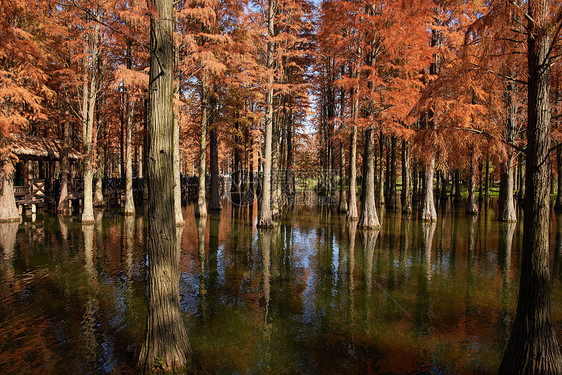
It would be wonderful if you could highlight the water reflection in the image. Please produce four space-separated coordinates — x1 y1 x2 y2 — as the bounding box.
0 205 561 374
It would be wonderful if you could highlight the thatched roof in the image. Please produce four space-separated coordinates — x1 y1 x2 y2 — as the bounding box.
10 135 82 161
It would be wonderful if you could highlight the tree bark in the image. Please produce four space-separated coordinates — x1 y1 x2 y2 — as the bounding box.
257 0 274 228
58 111 71 215
124 97 135 215
454 169 462 203
420 157 437 221
401 139 412 214
377 134 385 205
196 72 209 218
358 127 380 228
0 157 19 222
555 147 562 210
209 123 221 212
346 99 358 221
387 136 397 210
499 1 562 371
499 80 517 222
81 24 100 224
466 150 479 215
138 0 191 371
338 140 348 213
173 114 184 224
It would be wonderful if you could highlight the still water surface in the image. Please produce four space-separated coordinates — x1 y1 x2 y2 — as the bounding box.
1 200 562 374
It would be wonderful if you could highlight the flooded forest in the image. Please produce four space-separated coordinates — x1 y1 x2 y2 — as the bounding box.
1 0 562 374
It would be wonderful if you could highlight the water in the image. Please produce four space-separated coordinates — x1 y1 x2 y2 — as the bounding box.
1 200 561 374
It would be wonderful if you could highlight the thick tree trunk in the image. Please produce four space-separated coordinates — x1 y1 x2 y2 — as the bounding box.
387 136 397 210
401 140 412 214
420 158 437 221
58 113 71 215
138 1 192 371
499 155 517 222
93 153 104 207
338 140 347 213
257 0 274 228
466 151 478 215
0 157 19 222
499 80 517 222
358 128 380 228
499 1 562 371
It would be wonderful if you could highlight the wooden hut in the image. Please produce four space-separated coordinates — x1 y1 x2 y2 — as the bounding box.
10 135 81 205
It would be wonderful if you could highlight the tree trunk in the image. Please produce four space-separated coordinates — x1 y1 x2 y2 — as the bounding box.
257 0 274 228
499 155 517 222
124 98 135 215
209 110 221 211
420 158 437 221
466 151 478 215
377 134 385 205
401 140 412 214
81 24 100 224
499 1 562 370
555 147 562 210
358 127 380 228
338 140 348 213
196 72 208 218
499 80 517 222
454 169 462 203
58 112 71 215
440 171 448 201
484 158 490 200
173 114 184 224
93 150 104 207
387 136 397 210
138 0 192 371
412 163 419 202
346 91 358 221
0 157 19 222
518 155 525 202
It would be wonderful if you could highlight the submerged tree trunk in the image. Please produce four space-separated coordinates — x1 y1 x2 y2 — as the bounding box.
0 156 19 222
58 112 71 215
93 149 104 208
454 169 462 203
124 98 135 215
499 80 517 222
138 0 192 371
466 150 478 215
338 140 348 213
358 127 380 228
196 72 209 218
346 98 358 221
257 0 274 228
401 140 412 214
209 124 221 212
387 136 397 210
420 158 437 221
81 24 100 224
499 1 562 371
440 171 448 201
377 134 385 205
